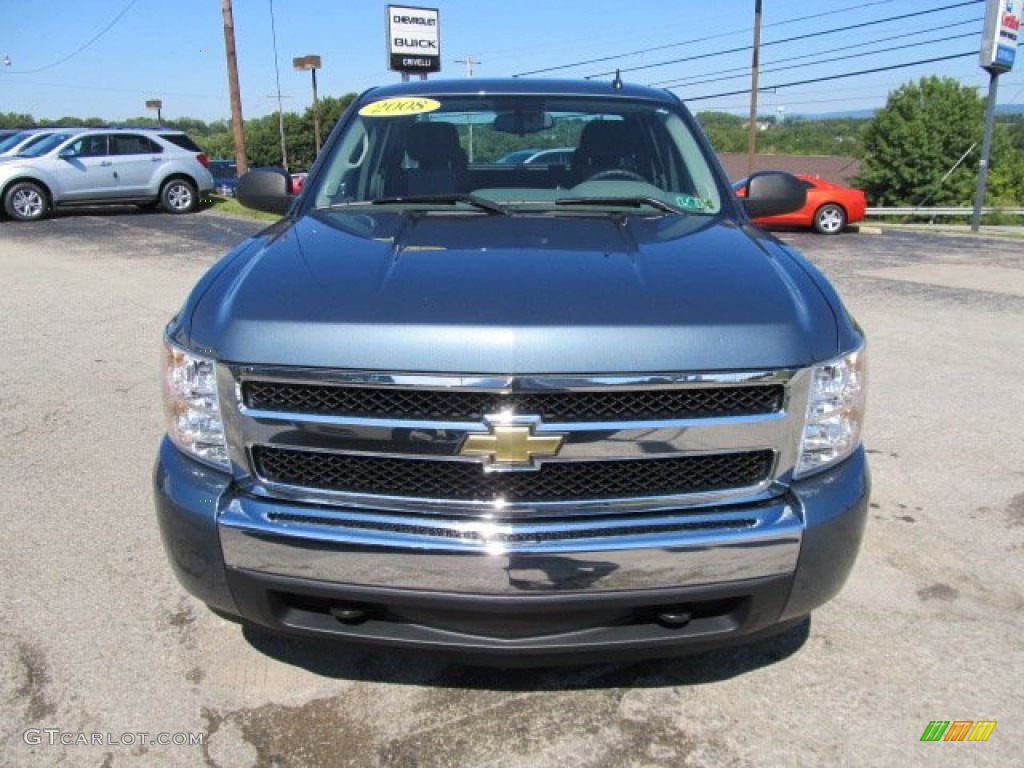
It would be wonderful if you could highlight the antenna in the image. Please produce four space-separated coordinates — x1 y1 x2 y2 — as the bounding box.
612 69 623 90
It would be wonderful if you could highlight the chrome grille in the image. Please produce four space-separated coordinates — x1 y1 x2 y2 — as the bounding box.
242 381 784 421
252 446 775 502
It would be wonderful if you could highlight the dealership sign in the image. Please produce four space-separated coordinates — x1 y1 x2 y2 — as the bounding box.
387 5 441 74
980 0 1020 72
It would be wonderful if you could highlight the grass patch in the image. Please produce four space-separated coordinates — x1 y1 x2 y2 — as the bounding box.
203 194 280 222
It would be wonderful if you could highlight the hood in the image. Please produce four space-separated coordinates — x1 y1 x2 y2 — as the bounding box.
187 210 839 373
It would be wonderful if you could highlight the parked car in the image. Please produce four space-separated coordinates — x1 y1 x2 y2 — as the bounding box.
497 147 574 167
0 128 28 150
523 147 574 166
0 127 213 221
0 128 85 158
289 171 308 193
497 148 542 164
209 160 238 196
156 78 867 665
734 174 867 234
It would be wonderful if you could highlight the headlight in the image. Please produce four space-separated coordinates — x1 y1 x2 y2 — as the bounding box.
162 339 230 471
795 345 867 478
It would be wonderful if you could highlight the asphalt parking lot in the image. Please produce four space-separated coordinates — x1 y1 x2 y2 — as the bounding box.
0 209 1021 767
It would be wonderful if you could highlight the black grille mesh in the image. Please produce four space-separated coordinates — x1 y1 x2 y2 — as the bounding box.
253 447 774 502
243 382 783 422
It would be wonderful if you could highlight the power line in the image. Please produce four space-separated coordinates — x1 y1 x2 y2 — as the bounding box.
513 0 902 76
652 19 979 88
585 0 983 80
2 0 141 75
660 29 978 91
703 78 1024 112
683 51 977 102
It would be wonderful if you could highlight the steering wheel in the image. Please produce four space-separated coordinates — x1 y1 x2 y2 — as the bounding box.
584 169 647 183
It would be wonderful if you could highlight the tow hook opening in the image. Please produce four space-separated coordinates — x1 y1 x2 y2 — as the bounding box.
656 608 693 629
329 604 369 625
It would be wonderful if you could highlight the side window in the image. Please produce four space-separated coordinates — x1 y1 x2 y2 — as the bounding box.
111 134 161 155
315 119 371 206
67 135 109 157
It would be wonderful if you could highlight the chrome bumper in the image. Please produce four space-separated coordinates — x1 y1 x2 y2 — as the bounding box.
218 496 802 594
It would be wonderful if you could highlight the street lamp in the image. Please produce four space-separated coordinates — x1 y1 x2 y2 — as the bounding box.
2 55 11 67
293 54 322 154
146 99 163 123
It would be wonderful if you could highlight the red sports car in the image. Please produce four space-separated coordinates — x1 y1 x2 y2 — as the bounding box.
734 174 867 235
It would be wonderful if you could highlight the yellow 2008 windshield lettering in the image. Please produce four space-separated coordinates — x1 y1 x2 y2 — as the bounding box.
358 97 441 117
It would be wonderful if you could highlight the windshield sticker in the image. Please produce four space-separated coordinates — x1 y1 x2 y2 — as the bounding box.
675 194 710 212
359 97 442 117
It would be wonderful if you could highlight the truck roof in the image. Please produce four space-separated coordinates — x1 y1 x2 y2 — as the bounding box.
360 77 680 105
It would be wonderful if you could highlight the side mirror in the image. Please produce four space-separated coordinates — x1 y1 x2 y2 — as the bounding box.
237 168 292 215
58 148 76 160
740 171 806 219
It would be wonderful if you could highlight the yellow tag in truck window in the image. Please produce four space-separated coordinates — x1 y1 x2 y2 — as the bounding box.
358 97 442 117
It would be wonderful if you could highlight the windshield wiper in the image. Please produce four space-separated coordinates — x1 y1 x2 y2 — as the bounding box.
370 193 509 216
554 196 683 214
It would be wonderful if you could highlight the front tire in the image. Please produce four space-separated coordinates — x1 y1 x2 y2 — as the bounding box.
4 181 49 221
160 178 198 214
813 203 846 235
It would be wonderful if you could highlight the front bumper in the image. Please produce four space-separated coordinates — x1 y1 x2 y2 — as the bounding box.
154 437 868 662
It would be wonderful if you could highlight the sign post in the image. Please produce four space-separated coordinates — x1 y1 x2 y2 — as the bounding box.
387 6 441 80
972 0 1020 231
145 99 163 123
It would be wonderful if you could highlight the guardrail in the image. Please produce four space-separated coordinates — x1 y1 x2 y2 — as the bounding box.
866 207 1024 216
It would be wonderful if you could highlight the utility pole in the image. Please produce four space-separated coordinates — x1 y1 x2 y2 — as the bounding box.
454 56 480 78
746 0 763 178
221 0 248 174
454 57 481 162
269 0 289 171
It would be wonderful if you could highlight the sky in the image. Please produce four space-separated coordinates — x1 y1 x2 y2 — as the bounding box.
0 0 1021 124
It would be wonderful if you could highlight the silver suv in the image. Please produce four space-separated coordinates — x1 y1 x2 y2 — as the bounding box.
0 128 214 221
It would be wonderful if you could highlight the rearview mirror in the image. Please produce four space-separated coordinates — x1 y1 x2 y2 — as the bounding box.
493 110 554 135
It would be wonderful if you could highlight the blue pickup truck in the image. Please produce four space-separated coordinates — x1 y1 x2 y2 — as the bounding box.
155 78 868 665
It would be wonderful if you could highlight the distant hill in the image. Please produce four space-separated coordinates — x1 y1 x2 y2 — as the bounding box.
786 104 1024 120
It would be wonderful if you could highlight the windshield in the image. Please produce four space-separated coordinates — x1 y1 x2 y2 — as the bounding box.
18 133 75 157
312 93 724 216
0 131 34 154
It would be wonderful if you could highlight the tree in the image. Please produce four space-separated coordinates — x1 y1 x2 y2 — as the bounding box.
0 112 36 128
855 76 1011 207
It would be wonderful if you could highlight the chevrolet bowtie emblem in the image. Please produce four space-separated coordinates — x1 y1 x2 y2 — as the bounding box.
460 423 565 468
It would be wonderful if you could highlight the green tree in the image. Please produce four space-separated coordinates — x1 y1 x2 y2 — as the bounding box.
855 76 1010 207
696 112 746 153
0 112 36 128
314 93 357 139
